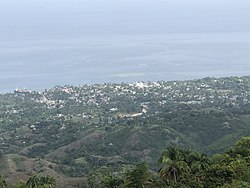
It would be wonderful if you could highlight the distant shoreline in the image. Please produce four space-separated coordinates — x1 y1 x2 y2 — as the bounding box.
2 74 250 95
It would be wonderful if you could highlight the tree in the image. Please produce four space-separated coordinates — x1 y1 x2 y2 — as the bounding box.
125 163 150 188
228 137 250 158
26 175 56 188
158 145 190 183
204 165 235 188
187 152 210 174
26 175 40 188
101 175 123 188
0 176 7 188
39 176 56 188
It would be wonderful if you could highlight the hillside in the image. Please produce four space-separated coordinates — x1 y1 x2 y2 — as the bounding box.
1 76 250 185
0 154 86 187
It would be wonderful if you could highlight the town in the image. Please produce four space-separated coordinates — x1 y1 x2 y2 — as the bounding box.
1 76 250 180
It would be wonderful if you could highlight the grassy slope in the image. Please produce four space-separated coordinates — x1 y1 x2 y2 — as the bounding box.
1 111 250 187
0 154 87 188
45 111 250 169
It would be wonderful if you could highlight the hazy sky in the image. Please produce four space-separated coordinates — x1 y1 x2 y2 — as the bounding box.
0 0 250 40
0 0 250 92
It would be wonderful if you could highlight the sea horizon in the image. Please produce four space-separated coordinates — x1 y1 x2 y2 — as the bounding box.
1 32 250 93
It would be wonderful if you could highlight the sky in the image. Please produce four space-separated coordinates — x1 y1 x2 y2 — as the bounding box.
0 0 250 92
0 0 250 40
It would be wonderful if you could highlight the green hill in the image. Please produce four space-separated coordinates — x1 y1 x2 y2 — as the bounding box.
1 76 250 184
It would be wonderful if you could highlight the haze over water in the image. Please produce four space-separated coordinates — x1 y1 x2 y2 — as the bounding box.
0 0 250 93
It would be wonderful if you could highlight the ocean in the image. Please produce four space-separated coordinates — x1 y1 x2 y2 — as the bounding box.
1 32 250 93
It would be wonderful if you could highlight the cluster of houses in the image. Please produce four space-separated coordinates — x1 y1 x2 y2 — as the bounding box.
7 77 249 122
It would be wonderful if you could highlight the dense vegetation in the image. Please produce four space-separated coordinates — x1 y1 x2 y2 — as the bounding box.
87 136 250 188
1 76 250 187
0 175 56 188
1 136 250 187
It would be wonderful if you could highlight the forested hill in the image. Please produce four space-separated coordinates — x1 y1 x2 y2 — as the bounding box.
1 76 250 186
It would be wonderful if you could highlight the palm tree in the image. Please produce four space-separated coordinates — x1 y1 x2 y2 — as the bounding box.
158 145 181 164
125 163 150 188
158 145 190 183
40 176 56 188
26 175 56 188
187 152 210 174
101 175 123 188
26 175 40 188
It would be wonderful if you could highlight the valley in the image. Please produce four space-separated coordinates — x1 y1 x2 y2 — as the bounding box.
1 76 250 187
